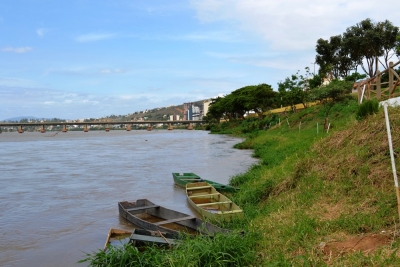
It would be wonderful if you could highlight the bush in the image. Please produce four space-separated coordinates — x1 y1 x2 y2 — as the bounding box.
356 99 379 121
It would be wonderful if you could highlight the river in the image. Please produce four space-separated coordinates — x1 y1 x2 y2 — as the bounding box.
0 130 258 267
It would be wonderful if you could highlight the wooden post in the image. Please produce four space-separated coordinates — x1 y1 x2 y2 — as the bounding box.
84 125 89 132
188 123 193 130
389 61 394 98
62 125 67 132
40 125 46 133
376 70 381 100
383 103 400 222
168 123 173 130
126 124 131 131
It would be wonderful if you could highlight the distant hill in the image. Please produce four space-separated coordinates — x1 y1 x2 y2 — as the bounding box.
2 116 42 122
2 100 208 122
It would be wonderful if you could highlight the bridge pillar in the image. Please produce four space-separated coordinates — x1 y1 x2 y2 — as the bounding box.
188 123 193 130
62 125 67 132
18 125 24 133
147 124 152 131
126 124 131 131
84 125 89 132
40 125 46 133
168 123 173 130
0 127 2 134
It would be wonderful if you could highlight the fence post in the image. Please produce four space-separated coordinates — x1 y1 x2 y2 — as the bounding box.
389 61 394 98
376 70 381 100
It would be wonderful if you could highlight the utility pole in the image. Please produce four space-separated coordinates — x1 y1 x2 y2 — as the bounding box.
311 62 316 75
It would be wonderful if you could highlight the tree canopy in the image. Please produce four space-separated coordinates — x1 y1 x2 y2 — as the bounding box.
206 84 277 122
316 18 399 79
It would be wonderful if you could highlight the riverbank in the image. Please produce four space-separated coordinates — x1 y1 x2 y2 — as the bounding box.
227 98 400 265
82 98 400 266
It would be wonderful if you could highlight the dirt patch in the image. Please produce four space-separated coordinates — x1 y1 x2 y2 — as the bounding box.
320 233 391 258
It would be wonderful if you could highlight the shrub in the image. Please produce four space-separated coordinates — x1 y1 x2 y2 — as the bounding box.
356 99 379 121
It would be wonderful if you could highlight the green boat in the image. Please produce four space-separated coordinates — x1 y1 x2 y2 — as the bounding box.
172 172 238 193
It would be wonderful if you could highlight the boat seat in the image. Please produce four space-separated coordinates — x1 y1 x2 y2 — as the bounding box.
189 193 220 198
130 233 178 245
126 205 159 212
196 201 232 207
217 210 243 214
153 216 196 225
187 185 212 190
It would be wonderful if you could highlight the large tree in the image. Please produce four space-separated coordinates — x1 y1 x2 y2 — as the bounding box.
315 35 357 79
240 84 277 120
343 18 399 77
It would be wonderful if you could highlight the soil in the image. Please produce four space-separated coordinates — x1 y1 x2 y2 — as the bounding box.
320 233 392 257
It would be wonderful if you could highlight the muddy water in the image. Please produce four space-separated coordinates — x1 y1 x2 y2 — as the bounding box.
0 130 258 267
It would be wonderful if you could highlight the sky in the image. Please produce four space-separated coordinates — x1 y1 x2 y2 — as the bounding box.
1 0 399 120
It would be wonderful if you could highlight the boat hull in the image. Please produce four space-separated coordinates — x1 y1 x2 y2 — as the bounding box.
118 199 228 235
172 172 238 193
186 182 243 221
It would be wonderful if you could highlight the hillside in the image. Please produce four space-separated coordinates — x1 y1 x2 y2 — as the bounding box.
119 100 206 121
227 98 400 266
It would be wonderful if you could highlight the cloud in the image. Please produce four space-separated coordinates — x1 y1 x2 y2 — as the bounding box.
75 32 117 43
190 0 400 51
1 47 33 53
177 31 241 42
36 28 47 37
98 68 129 74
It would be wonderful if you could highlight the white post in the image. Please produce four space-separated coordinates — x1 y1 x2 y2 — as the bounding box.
326 123 330 133
279 118 281 127
383 103 400 221
360 84 366 104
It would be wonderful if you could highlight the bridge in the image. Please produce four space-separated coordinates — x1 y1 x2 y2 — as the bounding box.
0 120 206 133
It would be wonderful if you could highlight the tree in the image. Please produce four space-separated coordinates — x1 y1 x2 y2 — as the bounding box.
240 84 277 120
278 68 311 110
311 80 353 127
315 35 357 79
206 97 224 123
343 18 399 77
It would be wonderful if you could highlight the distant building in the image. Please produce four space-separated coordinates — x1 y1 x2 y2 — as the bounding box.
203 99 212 118
183 103 192 120
169 115 180 121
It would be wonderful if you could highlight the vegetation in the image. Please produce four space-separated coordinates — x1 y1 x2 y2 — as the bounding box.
80 229 260 267
316 18 399 79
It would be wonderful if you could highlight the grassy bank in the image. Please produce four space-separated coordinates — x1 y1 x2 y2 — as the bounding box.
81 98 400 266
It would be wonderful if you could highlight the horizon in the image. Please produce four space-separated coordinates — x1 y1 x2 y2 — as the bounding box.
1 1 399 120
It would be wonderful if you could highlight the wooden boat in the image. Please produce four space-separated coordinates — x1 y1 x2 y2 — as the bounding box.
172 172 239 193
103 228 180 251
118 199 228 236
104 228 132 251
129 228 180 248
186 182 243 221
